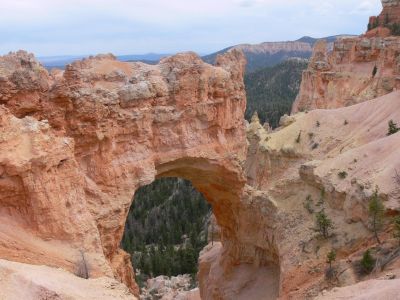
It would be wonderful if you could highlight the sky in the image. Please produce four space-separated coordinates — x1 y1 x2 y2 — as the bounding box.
0 0 382 57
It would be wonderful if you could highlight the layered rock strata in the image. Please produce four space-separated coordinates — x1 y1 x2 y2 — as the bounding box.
293 1 400 113
292 37 400 113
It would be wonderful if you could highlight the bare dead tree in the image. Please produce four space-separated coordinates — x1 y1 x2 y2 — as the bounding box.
211 222 214 246
392 169 400 199
76 250 89 279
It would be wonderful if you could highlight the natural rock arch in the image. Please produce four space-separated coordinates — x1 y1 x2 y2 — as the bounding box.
0 50 282 298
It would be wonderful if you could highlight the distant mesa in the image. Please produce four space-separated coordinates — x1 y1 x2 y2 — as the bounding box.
202 35 355 73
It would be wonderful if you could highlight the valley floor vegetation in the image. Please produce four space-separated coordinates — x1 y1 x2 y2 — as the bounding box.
121 178 211 288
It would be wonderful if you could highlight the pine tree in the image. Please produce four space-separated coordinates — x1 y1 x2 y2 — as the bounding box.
393 216 400 247
315 210 334 239
360 249 375 274
326 249 336 270
368 187 384 244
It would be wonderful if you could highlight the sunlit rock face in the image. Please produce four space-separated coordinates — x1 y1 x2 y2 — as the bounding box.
0 49 251 297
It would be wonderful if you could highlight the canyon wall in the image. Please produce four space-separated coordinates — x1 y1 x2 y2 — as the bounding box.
293 0 400 113
292 37 400 113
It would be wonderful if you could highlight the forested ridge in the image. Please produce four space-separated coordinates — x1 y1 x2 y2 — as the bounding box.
245 58 308 128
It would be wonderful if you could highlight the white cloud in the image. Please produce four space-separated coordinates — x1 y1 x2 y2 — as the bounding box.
0 0 384 56
352 0 381 14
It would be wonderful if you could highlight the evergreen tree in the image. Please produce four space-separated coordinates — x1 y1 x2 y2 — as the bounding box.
368 187 384 244
315 210 334 239
360 249 375 274
326 249 336 270
393 216 400 247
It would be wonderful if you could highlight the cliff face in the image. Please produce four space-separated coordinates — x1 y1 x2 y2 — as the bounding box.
293 0 400 114
292 36 400 113
0 49 253 298
368 0 400 31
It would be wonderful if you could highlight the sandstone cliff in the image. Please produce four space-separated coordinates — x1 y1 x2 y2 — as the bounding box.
368 0 400 33
292 36 400 113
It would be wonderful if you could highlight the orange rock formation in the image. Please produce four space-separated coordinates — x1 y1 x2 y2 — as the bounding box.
292 36 400 113
368 0 400 31
293 0 400 113
0 49 251 298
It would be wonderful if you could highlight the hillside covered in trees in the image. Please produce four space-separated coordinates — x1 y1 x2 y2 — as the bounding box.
121 178 211 287
244 58 308 128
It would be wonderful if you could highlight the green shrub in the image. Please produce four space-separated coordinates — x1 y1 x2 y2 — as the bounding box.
387 120 400 136
315 210 334 239
390 23 400 36
360 249 375 274
338 171 348 179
